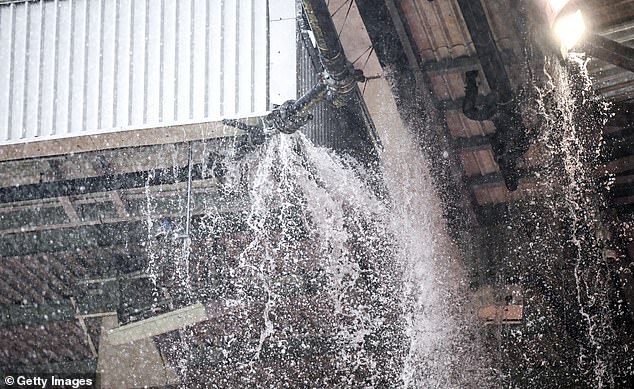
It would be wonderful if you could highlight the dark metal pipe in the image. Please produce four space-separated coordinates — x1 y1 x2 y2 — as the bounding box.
224 1 362 135
455 0 530 191
244 0 362 135
301 0 347 78
0 160 220 204
455 0 514 102
301 0 357 107
291 81 329 116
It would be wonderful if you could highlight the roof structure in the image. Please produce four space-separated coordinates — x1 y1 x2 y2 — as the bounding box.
1 0 634 387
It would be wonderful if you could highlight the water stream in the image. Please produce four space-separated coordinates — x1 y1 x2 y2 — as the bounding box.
141 126 487 387
533 54 621 388
136 53 627 387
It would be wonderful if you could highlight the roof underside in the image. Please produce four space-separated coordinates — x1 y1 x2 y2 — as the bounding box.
1 0 634 386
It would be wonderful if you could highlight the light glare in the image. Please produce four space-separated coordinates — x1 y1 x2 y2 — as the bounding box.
554 10 586 51
547 0 570 15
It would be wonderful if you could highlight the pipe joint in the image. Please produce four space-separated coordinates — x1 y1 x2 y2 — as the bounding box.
265 100 314 134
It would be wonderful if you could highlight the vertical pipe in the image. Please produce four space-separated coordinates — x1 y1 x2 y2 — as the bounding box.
301 0 348 82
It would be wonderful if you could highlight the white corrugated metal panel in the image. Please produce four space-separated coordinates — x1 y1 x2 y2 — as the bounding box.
0 0 297 145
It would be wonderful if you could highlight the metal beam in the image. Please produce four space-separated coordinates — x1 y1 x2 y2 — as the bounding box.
0 160 218 204
422 55 481 73
454 135 492 151
584 33 634 73
455 0 514 102
0 211 248 258
421 50 516 74
0 121 238 162
107 304 207 345
0 298 119 328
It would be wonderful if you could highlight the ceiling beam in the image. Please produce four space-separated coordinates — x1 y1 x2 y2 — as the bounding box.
0 157 221 204
0 302 76 327
584 33 634 73
420 50 516 74
422 55 481 73
0 296 119 328
454 134 492 151
0 121 239 162
455 0 531 191
107 303 207 345
0 198 244 260
455 0 514 102
0 191 221 235
0 220 146 258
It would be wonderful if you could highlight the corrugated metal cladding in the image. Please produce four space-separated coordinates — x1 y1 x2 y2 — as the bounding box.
297 20 373 154
297 26 342 148
297 30 359 151
0 0 297 145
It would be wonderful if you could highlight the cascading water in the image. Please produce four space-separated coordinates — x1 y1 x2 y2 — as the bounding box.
530 53 627 388
142 125 489 387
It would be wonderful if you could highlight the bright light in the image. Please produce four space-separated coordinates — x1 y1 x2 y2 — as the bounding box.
553 9 586 52
547 0 570 15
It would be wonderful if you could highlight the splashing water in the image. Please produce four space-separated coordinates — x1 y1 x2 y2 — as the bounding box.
535 53 618 388
143 125 487 387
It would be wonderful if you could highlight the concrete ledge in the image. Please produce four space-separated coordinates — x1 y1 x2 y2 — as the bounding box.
0 121 242 162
